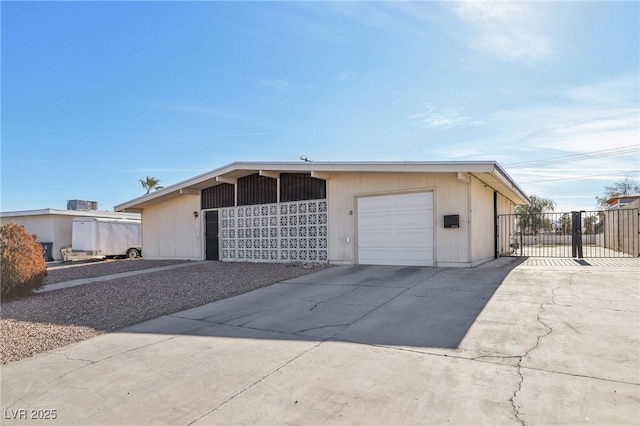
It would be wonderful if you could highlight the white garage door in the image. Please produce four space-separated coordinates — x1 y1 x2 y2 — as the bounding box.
357 192 434 266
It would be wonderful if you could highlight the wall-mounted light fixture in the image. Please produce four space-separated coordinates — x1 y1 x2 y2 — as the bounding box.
193 211 199 218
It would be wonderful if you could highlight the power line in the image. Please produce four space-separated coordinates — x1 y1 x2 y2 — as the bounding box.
520 170 639 184
540 189 605 195
505 145 640 169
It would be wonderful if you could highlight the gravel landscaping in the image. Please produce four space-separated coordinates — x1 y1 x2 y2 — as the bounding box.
45 259 190 284
1 261 324 364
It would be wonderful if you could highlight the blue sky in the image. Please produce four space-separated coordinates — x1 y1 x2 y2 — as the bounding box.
2 1 638 212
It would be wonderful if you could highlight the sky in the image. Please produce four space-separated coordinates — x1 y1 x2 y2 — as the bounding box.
2 1 639 213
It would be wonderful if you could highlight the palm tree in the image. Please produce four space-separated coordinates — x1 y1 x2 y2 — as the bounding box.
559 213 571 235
139 176 161 195
583 215 598 235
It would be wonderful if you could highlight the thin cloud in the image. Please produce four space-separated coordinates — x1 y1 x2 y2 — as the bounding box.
259 79 289 90
120 168 209 173
335 71 356 81
154 103 248 121
564 73 639 104
451 1 552 63
150 102 278 130
425 74 639 210
477 74 640 153
409 104 480 129
200 132 271 138
294 1 440 39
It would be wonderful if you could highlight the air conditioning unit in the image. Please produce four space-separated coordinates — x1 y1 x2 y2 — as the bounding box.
67 200 98 211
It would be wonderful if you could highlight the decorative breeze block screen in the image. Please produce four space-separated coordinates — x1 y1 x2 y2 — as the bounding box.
219 199 328 263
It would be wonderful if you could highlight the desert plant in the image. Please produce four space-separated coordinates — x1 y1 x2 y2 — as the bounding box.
0 223 47 297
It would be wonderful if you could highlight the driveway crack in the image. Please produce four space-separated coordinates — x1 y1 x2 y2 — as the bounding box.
295 324 351 334
49 352 96 365
510 271 579 425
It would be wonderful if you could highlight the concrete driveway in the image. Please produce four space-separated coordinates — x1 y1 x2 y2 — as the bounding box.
2 260 639 425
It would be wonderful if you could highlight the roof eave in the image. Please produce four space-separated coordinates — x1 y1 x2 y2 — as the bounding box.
114 161 529 210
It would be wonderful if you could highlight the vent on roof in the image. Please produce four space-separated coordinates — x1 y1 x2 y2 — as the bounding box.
67 200 98 211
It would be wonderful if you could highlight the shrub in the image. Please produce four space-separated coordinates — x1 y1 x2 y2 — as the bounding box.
0 223 47 297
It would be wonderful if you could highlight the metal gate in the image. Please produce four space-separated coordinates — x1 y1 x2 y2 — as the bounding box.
497 209 639 258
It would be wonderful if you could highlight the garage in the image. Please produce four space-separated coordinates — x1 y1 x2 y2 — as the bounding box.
357 192 434 266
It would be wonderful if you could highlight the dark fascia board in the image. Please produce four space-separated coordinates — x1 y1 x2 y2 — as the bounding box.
114 161 528 210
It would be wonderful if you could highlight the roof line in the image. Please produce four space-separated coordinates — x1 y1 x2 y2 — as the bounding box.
115 160 528 210
1 209 141 218
493 163 531 204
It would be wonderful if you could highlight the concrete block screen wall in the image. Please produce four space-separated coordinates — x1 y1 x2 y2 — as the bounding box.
218 199 328 263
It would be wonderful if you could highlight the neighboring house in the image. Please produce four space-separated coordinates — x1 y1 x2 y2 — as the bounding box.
605 195 640 210
602 197 640 257
115 161 529 267
0 209 141 261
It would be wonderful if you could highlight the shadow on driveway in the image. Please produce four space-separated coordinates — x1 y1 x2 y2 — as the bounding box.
120 262 524 349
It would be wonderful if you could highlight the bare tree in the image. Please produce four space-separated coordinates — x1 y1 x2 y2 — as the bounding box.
596 178 640 208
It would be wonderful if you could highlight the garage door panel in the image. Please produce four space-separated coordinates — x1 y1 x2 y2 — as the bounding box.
360 249 434 267
358 212 394 228
357 249 391 263
395 213 433 229
357 192 434 267
392 231 433 248
393 249 434 263
358 196 390 210
358 231 396 245
391 193 433 209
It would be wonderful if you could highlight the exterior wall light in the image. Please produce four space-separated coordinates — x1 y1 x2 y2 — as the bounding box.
193 211 199 218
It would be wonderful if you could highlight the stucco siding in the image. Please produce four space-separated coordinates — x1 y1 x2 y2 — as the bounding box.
496 192 516 215
470 177 496 265
326 172 470 266
142 195 201 260
51 216 73 260
0 215 58 259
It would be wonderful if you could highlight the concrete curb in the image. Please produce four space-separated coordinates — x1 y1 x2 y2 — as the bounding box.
36 261 206 293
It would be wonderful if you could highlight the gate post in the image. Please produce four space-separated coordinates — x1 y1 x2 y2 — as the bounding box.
571 211 583 258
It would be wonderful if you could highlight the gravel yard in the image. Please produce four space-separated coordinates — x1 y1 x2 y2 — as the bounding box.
1 261 323 364
45 259 190 284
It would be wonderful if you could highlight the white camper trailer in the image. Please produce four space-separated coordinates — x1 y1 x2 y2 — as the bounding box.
61 217 142 261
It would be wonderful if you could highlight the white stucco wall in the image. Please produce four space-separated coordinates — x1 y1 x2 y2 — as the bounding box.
0 215 54 242
0 215 61 259
326 172 472 267
51 216 74 259
141 194 202 260
470 177 497 266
